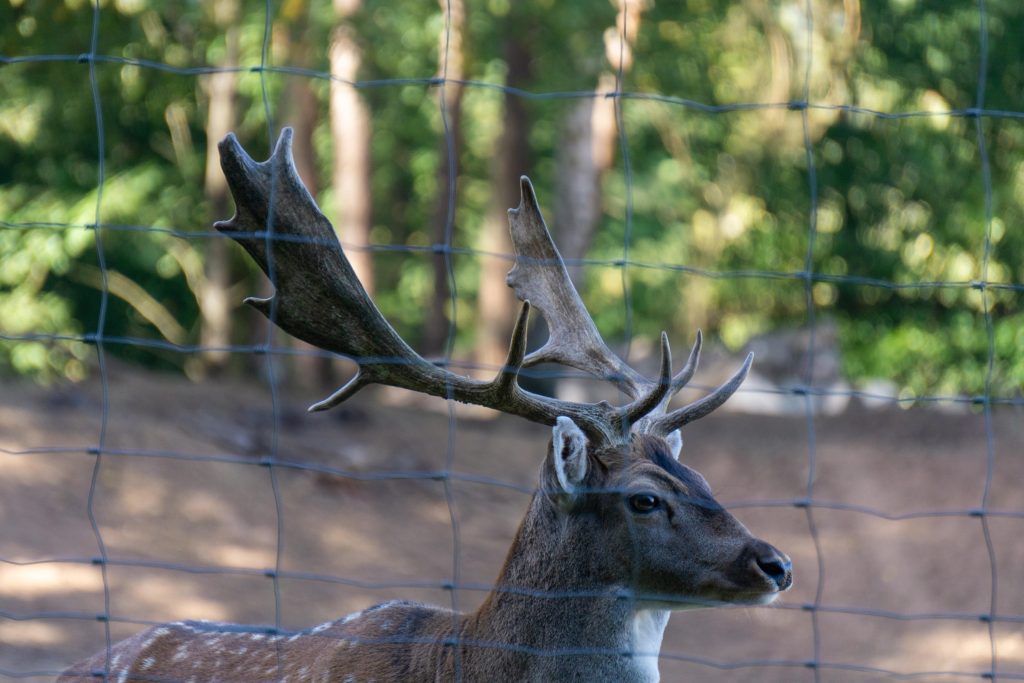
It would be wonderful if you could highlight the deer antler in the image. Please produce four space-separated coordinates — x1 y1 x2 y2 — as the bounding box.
215 129 682 444
505 176 752 436
216 130 750 442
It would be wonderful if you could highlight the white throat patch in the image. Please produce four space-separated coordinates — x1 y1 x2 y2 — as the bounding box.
630 610 669 682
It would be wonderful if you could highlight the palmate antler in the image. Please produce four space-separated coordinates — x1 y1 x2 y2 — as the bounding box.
216 128 750 445
505 177 753 436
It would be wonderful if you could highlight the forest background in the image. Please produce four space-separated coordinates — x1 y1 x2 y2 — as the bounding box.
1 0 1022 403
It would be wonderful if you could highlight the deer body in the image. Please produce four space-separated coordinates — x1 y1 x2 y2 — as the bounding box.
61 431 788 683
61 131 790 682
59 601 663 683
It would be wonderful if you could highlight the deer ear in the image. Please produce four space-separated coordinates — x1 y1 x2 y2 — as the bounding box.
665 430 683 460
552 416 588 494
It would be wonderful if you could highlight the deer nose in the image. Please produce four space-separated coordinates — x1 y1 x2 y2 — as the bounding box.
753 544 792 591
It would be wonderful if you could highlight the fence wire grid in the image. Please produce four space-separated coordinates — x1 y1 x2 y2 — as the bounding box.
1 0 1023 681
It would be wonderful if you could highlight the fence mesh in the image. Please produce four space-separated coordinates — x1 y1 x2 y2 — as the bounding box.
1 0 1023 681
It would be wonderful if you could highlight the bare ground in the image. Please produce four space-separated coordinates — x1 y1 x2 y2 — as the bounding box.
1 364 1022 682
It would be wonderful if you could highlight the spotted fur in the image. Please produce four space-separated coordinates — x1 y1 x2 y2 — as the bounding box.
60 426 790 683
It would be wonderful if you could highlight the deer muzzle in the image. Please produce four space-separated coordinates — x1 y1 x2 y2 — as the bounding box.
746 539 793 592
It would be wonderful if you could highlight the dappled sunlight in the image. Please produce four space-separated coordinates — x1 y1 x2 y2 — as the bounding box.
0 620 65 648
875 624 1024 672
212 543 276 569
318 515 384 555
114 573 232 623
0 563 102 599
176 488 251 526
0 444 67 486
113 463 171 518
0 403 100 471
310 490 458 584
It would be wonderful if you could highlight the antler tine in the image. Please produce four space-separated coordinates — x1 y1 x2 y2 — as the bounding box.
308 372 371 413
618 331 673 431
647 352 754 436
670 329 702 396
490 299 532 395
506 177 647 399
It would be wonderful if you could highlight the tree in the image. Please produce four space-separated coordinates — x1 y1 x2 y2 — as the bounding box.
1 0 1020 397
198 0 242 376
330 0 374 297
555 0 647 283
474 26 530 378
422 0 467 357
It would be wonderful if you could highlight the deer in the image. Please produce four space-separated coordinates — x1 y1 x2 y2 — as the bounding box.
60 128 791 683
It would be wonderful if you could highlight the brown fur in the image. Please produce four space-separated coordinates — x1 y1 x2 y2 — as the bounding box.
60 433 789 682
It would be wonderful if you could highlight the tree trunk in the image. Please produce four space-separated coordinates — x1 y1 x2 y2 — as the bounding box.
554 79 613 284
279 1 335 390
421 0 466 358
198 0 241 376
475 36 530 379
554 0 646 280
329 0 374 296
549 1 645 397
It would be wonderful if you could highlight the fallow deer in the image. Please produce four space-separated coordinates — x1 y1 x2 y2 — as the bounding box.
60 129 791 682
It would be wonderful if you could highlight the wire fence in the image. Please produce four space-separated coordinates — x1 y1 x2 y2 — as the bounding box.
1 0 1022 681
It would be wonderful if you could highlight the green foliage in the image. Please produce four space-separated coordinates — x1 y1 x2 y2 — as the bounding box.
0 0 270 379
1 0 1021 399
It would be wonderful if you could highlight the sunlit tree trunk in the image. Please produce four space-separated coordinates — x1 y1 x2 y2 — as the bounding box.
554 0 645 282
475 36 529 379
279 0 335 389
198 0 241 375
330 0 374 296
555 78 610 286
422 0 466 357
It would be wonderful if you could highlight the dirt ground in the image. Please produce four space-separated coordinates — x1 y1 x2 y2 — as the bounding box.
1 363 1022 682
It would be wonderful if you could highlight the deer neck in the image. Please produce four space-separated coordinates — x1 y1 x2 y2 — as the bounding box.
465 495 669 682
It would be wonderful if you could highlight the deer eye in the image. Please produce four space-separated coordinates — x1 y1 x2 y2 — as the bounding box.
628 493 660 513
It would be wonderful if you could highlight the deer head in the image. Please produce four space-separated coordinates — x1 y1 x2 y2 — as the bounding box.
214 127 790 608
530 419 790 606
